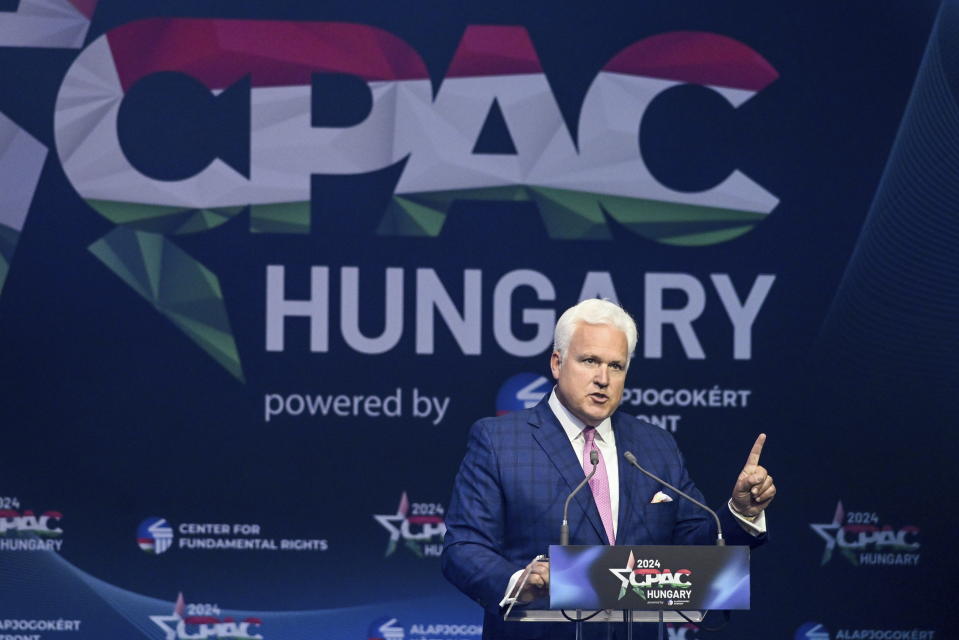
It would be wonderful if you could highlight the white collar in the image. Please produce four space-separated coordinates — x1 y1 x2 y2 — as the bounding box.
547 388 613 444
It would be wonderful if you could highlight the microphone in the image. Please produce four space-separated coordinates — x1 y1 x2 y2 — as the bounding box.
622 451 725 546
560 449 599 545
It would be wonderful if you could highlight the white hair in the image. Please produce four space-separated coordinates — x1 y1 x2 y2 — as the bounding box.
553 298 637 366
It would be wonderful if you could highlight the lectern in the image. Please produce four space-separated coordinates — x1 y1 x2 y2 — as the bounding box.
505 545 749 639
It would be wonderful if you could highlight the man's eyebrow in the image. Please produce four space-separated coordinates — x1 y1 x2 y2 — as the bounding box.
578 352 620 361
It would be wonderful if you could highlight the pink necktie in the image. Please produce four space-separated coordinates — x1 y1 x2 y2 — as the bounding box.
582 427 615 545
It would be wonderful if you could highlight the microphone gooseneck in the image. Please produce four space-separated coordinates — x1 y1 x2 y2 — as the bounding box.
622 450 725 546
560 449 599 546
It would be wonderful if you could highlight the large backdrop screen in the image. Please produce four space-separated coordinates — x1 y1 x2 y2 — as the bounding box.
1 1 957 639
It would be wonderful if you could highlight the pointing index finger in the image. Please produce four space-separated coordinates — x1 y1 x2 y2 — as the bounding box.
745 433 766 468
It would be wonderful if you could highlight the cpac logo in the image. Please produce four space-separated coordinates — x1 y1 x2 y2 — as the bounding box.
0 509 63 536
150 593 263 640
810 501 920 566
373 492 446 558
621 568 692 589
56 21 778 247
610 552 691 600
36 19 780 383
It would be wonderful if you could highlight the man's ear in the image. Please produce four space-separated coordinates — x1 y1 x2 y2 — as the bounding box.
550 351 562 380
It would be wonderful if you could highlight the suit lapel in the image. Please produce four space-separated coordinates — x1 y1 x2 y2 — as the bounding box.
528 401 607 543
613 414 657 543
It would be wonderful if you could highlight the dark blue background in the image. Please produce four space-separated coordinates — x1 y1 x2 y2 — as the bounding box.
1 1 955 638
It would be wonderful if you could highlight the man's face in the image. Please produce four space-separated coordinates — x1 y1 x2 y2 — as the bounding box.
550 322 628 427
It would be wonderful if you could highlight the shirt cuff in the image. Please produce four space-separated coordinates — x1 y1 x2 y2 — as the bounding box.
499 569 525 608
727 500 767 536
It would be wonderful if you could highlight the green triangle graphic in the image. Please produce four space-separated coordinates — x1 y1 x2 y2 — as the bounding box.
89 227 244 381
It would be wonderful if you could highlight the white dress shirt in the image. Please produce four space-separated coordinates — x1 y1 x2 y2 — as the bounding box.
547 389 620 536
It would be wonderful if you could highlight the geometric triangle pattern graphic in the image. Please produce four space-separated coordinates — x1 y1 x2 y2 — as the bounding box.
0 224 19 295
472 98 517 155
88 227 244 381
385 28 780 244
0 111 48 297
84 200 246 235
377 186 765 245
0 0 98 49
56 21 780 251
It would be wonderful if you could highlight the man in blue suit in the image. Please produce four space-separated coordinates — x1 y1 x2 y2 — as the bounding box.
441 299 775 639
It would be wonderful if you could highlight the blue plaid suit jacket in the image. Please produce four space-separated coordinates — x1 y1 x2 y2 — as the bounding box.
441 398 765 639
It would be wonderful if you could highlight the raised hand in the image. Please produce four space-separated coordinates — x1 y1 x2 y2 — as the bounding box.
731 433 776 518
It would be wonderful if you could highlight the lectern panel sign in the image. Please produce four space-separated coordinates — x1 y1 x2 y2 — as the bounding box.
549 545 750 611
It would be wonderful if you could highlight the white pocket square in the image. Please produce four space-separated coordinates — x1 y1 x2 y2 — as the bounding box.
650 491 673 504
